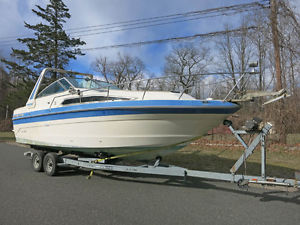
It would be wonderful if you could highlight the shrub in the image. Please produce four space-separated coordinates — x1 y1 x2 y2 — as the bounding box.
0 119 13 132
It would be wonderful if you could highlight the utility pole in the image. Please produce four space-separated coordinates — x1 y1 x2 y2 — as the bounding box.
270 0 283 91
270 0 285 143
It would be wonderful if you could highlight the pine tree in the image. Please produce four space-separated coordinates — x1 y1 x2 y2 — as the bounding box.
2 0 85 82
1 0 85 109
0 67 10 118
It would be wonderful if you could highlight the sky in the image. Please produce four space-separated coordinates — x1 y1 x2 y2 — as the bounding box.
0 0 299 77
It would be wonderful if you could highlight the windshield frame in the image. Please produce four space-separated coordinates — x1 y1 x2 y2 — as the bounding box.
36 76 120 99
36 77 73 98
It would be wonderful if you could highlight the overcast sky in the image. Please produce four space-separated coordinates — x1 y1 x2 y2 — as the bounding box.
0 0 299 76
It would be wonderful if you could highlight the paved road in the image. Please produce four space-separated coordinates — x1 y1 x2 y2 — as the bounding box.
0 143 299 225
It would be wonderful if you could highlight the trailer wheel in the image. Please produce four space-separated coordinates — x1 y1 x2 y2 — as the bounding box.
43 153 58 176
32 151 45 172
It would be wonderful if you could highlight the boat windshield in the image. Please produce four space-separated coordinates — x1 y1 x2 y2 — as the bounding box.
66 77 119 90
37 77 120 98
37 78 71 98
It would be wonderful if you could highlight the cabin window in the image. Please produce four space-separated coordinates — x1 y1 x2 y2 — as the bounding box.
62 96 130 105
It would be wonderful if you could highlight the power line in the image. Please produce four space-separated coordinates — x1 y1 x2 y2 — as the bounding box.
71 1 268 35
76 8 263 38
68 0 269 33
81 26 257 51
5 27 254 60
0 26 257 58
0 0 269 45
0 5 258 46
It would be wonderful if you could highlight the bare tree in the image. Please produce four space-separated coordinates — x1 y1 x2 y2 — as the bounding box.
216 25 237 93
277 0 300 95
247 9 271 92
224 1 300 140
93 53 145 90
114 54 145 90
215 23 253 97
93 56 111 83
164 43 210 94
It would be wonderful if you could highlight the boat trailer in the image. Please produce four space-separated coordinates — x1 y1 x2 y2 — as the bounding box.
24 121 300 189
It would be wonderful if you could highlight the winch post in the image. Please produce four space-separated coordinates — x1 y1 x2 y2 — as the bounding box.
225 121 272 178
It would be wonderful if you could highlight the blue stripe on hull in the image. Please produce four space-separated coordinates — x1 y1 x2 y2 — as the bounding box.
13 107 238 125
13 100 238 119
13 100 240 125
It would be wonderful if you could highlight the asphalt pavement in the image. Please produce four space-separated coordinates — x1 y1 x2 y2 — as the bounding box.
0 142 299 225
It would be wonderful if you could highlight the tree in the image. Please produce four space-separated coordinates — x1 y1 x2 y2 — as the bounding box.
0 67 10 118
93 53 145 90
247 9 271 92
270 0 300 142
164 43 210 95
215 24 253 98
0 0 85 110
277 0 300 95
1 0 85 82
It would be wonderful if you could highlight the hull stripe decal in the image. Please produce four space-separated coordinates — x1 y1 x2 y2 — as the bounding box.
13 100 239 119
13 107 238 125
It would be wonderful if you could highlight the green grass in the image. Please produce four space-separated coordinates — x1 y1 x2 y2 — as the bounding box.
201 133 300 145
287 133 300 145
0 132 15 142
164 145 300 179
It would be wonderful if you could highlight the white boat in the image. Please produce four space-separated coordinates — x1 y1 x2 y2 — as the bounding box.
12 68 240 159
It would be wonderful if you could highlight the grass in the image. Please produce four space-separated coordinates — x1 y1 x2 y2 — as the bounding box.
201 133 300 145
164 144 300 179
287 133 300 145
0 132 15 142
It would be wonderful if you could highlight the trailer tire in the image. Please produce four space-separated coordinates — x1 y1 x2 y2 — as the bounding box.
43 153 58 176
32 151 45 172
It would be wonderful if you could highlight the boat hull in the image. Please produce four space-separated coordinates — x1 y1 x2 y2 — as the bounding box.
14 113 231 159
13 100 240 159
